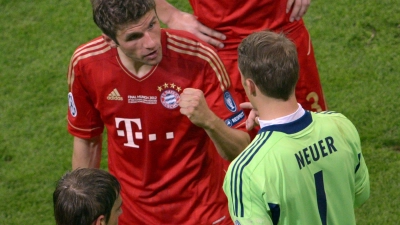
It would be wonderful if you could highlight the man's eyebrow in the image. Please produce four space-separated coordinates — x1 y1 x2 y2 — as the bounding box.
122 14 157 41
149 16 157 23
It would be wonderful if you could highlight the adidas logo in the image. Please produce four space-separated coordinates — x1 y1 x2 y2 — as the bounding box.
107 88 123 101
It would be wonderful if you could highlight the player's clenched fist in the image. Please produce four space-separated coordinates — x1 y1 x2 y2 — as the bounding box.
179 88 216 128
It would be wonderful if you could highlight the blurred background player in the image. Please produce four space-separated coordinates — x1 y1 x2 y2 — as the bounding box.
67 0 250 224
223 30 370 224
53 168 122 225
155 0 328 115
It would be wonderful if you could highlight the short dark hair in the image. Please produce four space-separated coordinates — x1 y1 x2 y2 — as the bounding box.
53 168 121 225
238 31 299 100
92 0 156 42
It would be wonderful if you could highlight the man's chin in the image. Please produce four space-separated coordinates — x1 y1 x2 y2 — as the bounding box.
145 55 162 66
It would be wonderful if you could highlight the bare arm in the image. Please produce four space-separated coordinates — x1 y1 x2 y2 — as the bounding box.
203 115 250 161
286 0 311 22
154 0 226 48
72 135 102 169
179 88 250 161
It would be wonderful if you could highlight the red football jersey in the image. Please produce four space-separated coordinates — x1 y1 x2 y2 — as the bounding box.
189 0 328 112
67 29 246 224
189 0 293 54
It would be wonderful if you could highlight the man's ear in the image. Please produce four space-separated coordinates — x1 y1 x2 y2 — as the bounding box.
92 215 106 225
245 79 257 96
102 34 118 48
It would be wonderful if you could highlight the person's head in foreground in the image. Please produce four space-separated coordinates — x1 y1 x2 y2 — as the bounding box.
53 168 122 225
238 30 299 106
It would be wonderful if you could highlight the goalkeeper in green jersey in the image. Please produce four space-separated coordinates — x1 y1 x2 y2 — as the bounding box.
223 30 370 225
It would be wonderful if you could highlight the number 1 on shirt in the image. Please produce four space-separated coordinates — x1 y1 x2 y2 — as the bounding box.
314 170 327 225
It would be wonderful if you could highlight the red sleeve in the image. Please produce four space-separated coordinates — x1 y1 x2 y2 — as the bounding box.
67 49 104 139
199 46 247 131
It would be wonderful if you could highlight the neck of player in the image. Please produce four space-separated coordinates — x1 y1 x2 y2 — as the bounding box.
117 48 155 78
255 94 299 121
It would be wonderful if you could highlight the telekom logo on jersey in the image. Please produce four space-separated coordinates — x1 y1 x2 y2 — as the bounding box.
115 117 174 148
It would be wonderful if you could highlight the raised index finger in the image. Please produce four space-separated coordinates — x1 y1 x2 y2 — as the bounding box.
239 102 254 110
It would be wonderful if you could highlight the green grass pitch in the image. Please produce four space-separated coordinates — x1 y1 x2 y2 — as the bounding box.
0 0 399 224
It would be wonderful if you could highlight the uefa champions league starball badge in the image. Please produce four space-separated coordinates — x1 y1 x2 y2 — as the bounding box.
158 82 181 109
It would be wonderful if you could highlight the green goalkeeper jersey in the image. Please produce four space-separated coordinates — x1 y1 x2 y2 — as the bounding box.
223 111 370 225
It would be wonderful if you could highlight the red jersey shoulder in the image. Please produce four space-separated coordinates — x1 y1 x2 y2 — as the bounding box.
70 36 115 69
67 36 116 84
162 28 217 51
161 29 218 62
161 29 231 90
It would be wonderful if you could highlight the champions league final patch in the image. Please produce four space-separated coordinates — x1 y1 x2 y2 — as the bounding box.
224 91 237 112
158 82 182 109
68 92 77 117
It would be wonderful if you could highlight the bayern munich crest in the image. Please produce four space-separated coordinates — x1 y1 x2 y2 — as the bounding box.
161 89 180 109
158 82 182 109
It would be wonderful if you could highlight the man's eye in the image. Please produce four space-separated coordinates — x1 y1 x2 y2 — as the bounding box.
128 34 143 41
149 22 156 29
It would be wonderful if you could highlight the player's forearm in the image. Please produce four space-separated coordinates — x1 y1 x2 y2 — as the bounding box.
154 0 181 26
204 116 250 161
72 136 102 169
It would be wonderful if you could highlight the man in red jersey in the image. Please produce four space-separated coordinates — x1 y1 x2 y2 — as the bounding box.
155 0 327 116
67 0 250 224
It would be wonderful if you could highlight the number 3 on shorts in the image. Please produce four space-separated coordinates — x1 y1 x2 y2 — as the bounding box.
307 92 322 112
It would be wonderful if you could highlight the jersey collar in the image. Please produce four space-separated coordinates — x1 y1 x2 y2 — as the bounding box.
258 111 312 135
